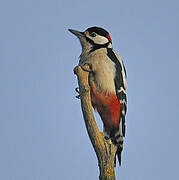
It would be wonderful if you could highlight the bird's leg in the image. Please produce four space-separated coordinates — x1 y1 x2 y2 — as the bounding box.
75 64 92 99
103 127 110 140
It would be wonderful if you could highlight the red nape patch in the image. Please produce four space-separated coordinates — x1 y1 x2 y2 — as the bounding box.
90 84 120 130
107 34 112 43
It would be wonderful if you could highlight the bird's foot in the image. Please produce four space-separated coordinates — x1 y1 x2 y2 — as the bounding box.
75 87 81 99
81 63 92 72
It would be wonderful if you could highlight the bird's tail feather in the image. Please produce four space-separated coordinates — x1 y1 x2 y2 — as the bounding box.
113 128 124 166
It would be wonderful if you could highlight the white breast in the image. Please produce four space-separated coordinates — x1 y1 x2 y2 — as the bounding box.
80 48 116 93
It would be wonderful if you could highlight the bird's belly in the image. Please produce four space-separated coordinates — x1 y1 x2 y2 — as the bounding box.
90 82 121 131
90 69 116 93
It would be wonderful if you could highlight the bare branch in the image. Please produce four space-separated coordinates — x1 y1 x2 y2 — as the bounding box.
74 65 117 180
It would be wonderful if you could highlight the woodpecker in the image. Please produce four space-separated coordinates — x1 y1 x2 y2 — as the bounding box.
69 27 127 166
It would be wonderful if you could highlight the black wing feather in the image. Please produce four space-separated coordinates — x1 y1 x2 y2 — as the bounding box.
107 48 127 137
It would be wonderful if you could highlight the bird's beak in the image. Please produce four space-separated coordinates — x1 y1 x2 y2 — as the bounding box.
68 29 84 38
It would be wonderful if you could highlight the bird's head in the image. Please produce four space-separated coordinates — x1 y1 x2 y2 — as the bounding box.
69 26 112 53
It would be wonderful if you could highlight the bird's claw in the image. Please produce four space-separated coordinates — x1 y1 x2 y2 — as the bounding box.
75 87 80 94
75 87 81 99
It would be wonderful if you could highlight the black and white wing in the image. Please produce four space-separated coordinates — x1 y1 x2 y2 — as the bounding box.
107 48 127 137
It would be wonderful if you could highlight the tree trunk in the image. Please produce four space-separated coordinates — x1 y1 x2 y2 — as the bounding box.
74 65 118 180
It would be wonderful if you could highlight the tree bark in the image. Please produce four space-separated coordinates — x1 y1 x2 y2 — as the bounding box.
74 65 117 180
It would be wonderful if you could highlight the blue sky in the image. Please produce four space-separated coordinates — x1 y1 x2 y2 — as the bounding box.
0 0 179 179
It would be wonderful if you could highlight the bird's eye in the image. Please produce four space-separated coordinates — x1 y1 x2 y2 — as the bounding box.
90 32 96 37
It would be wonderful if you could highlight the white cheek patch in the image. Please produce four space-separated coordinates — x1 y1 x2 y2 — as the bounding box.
87 35 109 45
